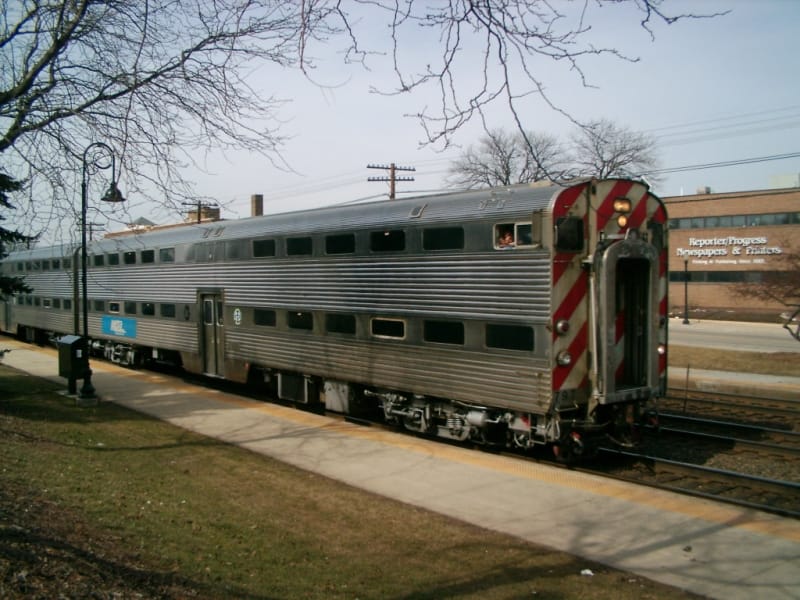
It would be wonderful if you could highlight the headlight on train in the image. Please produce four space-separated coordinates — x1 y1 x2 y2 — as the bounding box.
613 198 632 213
657 344 667 356
556 350 572 366
617 215 628 228
555 319 570 335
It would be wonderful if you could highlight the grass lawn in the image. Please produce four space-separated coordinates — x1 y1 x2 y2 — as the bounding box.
0 361 702 599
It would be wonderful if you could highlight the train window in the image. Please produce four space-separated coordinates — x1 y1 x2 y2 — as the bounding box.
371 318 405 339
93 255 105 267
160 304 176 318
107 253 120 266
124 251 137 265
423 320 464 345
141 249 155 263
370 230 405 252
495 224 516 249
33 297 40 306
554 217 584 252
325 233 355 255
94 300 105 311
42 260 50 271
53 298 61 309
486 324 534 351
43 298 52 309
423 227 464 251
63 257 72 270
515 223 533 246
253 239 276 257
287 237 313 256
16 262 23 272
125 301 137 315
325 313 356 335
64 298 72 310
160 248 175 263
254 308 276 327
287 311 313 330
109 302 121 313
25 296 32 305
225 241 245 260
142 302 155 316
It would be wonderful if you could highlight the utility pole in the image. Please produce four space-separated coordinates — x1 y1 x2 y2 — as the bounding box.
182 201 220 223
367 163 415 199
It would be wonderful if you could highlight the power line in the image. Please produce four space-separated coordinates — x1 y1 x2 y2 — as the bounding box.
642 151 800 176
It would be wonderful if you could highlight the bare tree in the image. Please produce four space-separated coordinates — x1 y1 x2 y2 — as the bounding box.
447 129 565 189
569 119 660 180
1 1 719 242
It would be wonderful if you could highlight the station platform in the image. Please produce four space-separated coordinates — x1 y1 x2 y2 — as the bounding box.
2 338 799 600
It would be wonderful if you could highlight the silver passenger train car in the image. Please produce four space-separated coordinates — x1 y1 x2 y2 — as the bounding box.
2 178 668 457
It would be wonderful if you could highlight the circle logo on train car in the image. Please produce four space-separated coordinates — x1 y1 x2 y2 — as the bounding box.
233 308 242 326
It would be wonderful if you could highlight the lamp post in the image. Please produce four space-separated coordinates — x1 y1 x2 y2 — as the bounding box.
682 257 690 325
79 142 126 400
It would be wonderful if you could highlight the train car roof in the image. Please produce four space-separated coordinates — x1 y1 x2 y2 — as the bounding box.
10 179 622 259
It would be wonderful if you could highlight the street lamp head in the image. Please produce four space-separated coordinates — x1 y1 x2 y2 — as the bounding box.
101 181 126 204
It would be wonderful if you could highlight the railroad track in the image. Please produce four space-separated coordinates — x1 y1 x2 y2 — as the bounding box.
594 448 800 519
664 388 799 430
657 413 800 459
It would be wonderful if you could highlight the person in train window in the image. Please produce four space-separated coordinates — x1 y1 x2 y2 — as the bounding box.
497 229 515 249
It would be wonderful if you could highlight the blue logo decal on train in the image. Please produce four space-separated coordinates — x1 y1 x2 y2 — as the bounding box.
102 316 137 338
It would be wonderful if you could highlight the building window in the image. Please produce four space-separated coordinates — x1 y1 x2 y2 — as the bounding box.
371 318 405 339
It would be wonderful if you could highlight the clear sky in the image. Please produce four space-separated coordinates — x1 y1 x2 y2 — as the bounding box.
143 0 800 225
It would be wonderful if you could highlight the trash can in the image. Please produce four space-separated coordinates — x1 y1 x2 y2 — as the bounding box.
58 335 88 380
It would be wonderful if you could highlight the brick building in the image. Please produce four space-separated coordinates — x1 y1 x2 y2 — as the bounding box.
663 186 800 321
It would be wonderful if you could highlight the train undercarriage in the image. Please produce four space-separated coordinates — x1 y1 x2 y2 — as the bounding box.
16 327 656 461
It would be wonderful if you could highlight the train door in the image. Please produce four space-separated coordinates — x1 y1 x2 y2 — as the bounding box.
595 239 660 403
200 293 225 377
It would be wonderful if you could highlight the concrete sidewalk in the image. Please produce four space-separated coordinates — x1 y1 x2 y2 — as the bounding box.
3 339 800 600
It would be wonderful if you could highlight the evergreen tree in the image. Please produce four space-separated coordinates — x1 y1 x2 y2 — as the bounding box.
0 172 34 298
